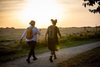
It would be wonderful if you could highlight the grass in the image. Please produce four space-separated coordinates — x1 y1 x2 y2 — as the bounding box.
57 46 100 67
0 28 100 63
60 38 100 49
0 38 99 63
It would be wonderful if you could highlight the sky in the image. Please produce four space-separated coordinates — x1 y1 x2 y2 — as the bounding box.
0 0 100 28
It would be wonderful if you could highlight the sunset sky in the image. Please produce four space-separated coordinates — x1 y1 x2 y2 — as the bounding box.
0 0 100 28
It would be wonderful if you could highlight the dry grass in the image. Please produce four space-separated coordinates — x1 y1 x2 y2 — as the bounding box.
57 46 100 67
0 27 100 62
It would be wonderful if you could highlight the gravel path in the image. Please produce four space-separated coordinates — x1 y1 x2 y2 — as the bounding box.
1 41 100 67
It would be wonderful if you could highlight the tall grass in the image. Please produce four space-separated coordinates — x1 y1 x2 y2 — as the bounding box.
0 28 100 62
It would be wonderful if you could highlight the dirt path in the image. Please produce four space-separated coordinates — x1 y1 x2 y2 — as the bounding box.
1 41 100 67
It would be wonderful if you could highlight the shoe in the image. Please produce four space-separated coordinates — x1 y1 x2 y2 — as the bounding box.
33 58 37 60
54 55 57 59
26 59 30 63
49 56 53 62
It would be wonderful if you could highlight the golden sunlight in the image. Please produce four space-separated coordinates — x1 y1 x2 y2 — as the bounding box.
16 0 63 28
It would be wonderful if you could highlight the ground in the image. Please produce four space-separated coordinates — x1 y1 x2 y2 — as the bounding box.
0 41 100 67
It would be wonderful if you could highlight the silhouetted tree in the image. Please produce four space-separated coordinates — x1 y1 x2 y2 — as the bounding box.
83 0 100 14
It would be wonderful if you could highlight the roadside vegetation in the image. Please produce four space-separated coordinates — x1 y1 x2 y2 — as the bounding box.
57 46 100 67
0 27 100 63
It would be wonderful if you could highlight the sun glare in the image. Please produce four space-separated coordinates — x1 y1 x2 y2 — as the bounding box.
16 0 63 28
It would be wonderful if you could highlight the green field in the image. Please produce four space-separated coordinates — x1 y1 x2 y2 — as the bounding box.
0 27 100 62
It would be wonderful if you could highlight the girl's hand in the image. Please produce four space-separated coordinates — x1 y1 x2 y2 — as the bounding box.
19 39 22 44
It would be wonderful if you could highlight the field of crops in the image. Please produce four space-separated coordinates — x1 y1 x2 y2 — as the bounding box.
0 27 99 45
0 27 100 62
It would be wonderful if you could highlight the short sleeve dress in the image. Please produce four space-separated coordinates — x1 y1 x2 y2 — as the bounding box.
47 25 60 51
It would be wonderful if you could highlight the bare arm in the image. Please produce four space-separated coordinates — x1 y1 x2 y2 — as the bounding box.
57 28 61 38
45 28 48 41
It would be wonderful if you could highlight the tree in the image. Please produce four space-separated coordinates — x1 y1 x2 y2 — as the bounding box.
83 0 100 14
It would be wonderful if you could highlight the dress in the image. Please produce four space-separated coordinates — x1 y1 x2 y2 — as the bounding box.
47 25 59 51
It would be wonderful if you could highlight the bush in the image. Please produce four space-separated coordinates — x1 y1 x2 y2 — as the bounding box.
0 45 17 56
